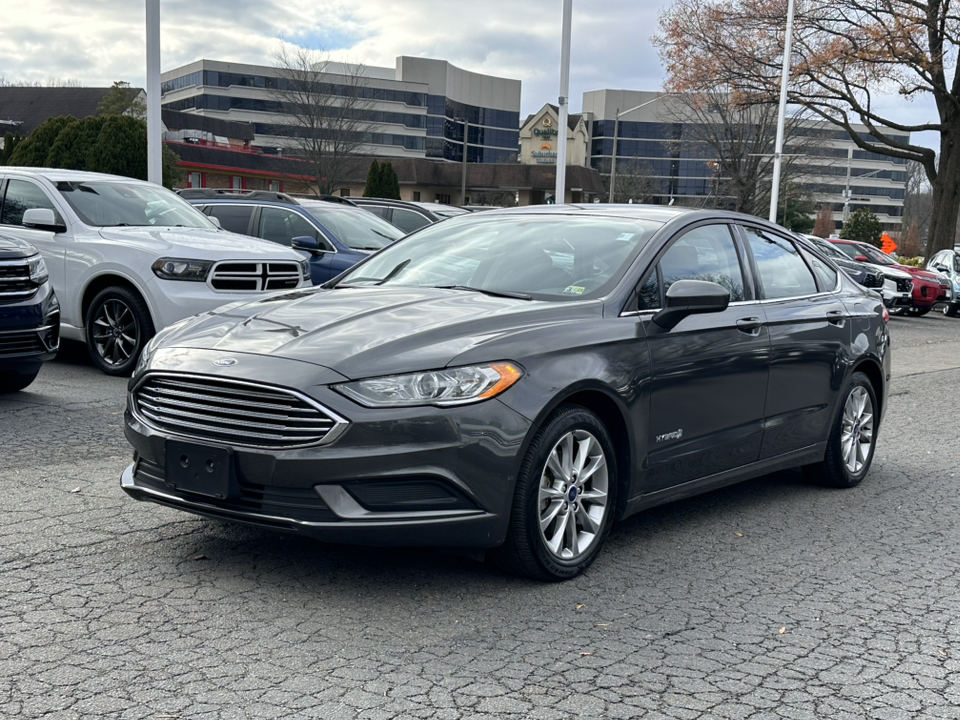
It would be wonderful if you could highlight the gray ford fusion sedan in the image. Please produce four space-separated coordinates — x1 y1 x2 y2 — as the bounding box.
122 205 890 581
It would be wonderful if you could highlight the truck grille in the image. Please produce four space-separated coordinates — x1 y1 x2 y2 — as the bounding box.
895 277 913 293
862 272 884 289
133 373 347 449
0 258 37 298
209 261 301 292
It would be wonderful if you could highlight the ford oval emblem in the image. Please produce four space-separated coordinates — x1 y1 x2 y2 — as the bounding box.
213 357 238 367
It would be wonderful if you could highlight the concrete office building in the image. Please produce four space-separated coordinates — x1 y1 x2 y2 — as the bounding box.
160 57 520 165
582 89 908 232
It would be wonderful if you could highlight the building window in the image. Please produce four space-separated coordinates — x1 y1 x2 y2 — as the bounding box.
340 188 351 197
268 180 280 192
413 191 421 201
187 172 202 188
435 194 451 204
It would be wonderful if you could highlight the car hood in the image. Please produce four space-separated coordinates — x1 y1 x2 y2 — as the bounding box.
865 263 912 279
898 266 941 282
0 234 38 259
153 286 601 379
97 226 303 260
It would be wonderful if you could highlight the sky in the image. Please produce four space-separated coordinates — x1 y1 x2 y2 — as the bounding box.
0 0 940 149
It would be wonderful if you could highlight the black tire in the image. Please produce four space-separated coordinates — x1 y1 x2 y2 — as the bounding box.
85 286 155 376
804 371 878 488
0 369 40 393
907 307 930 316
494 404 618 581
944 303 959 318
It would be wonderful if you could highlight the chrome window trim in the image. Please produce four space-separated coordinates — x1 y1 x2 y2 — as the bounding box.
130 371 350 451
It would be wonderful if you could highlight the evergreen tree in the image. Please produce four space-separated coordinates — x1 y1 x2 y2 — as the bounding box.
9 116 76 166
381 162 401 200
97 81 146 119
86 115 148 180
363 159 381 197
840 208 883 248
46 116 106 169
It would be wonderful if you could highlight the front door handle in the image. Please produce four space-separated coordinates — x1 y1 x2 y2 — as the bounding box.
826 310 846 326
736 317 762 335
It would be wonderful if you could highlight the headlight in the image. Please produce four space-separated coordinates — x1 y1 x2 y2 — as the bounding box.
27 255 48 285
299 259 311 281
151 257 213 281
335 362 523 408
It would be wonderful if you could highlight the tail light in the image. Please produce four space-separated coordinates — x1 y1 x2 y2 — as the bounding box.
882 305 890 323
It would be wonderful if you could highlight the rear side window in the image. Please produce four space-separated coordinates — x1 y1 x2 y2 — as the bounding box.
258 207 320 246
743 228 818 299
207 205 254 235
390 208 431 234
804 251 838 291
1 179 63 226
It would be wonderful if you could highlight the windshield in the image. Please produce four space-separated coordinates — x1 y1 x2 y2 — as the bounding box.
56 181 215 228
300 203 403 250
811 238 846 260
855 243 896 266
336 214 661 301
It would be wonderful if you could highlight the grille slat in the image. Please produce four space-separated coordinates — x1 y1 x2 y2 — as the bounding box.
0 258 38 298
134 374 345 449
0 331 44 356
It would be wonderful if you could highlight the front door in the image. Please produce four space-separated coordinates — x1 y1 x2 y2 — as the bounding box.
639 223 770 491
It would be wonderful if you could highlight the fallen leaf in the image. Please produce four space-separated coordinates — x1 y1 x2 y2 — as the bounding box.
69 487 81 494
596 623 611 627
576 604 585 610
191 554 208 561
779 627 787 634
733 531 744 538
579 652 593 657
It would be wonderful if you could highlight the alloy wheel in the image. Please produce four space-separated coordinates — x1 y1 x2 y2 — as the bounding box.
92 298 138 367
840 386 874 475
537 429 609 561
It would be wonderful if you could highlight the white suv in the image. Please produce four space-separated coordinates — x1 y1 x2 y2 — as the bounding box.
0 168 309 375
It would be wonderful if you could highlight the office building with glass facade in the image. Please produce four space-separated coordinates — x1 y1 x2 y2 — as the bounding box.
582 89 908 232
160 57 520 165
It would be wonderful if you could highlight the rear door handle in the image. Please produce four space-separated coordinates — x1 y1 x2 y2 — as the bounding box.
826 310 846 326
736 317 762 335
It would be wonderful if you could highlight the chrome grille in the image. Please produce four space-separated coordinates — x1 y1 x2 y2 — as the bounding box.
133 373 347 449
895 277 913 293
0 258 36 298
209 261 301 292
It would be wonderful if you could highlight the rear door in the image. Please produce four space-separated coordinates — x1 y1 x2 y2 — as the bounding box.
638 222 770 490
204 203 256 236
738 225 851 458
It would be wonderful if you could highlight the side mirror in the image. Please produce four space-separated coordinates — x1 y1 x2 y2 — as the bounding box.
291 235 321 253
935 264 948 273
855 255 868 262
208 216 221 229
653 279 730 330
22 208 65 233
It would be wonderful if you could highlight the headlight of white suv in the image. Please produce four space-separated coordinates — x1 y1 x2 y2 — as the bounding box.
151 257 213 282
334 362 523 408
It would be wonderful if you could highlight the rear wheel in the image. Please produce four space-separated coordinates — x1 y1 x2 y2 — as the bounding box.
0 369 40 393
494 405 617 581
804 372 878 488
85 286 154 376
944 303 959 318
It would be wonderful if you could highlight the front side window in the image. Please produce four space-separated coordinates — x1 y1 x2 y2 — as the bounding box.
657 224 746 302
1 179 63 226
258 207 319 246
744 228 818 299
390 208 430 234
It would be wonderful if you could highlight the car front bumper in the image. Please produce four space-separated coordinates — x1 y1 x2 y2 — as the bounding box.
121 363 533 548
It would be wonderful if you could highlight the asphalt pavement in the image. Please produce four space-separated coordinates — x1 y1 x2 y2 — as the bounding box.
2 313 960 719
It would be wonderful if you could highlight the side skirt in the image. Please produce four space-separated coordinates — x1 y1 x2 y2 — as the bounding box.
622 442 827 519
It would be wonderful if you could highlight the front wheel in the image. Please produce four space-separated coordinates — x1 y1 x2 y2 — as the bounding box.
804 371 878 488
85 286 155 376
494 405 618 581
907 306 930 316
944 303 959 318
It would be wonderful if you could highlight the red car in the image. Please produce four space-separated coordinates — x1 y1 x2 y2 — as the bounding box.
830 239 946 314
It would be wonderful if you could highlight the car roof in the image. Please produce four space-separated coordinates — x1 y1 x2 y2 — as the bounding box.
1 167 151 184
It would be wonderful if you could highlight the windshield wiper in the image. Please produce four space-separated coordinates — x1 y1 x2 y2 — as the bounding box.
435 285 532 300
335 258 411 288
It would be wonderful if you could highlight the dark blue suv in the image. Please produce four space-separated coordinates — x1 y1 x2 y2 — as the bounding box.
0 234 59 392
189 196 404 284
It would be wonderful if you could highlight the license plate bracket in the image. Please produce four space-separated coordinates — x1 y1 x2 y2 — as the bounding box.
165 440 232 499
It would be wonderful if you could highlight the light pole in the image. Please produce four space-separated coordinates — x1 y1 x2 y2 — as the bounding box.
145 0 162 185
609 95 673 203
843 164 885 221
555 0 573 204
768 0 796 222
